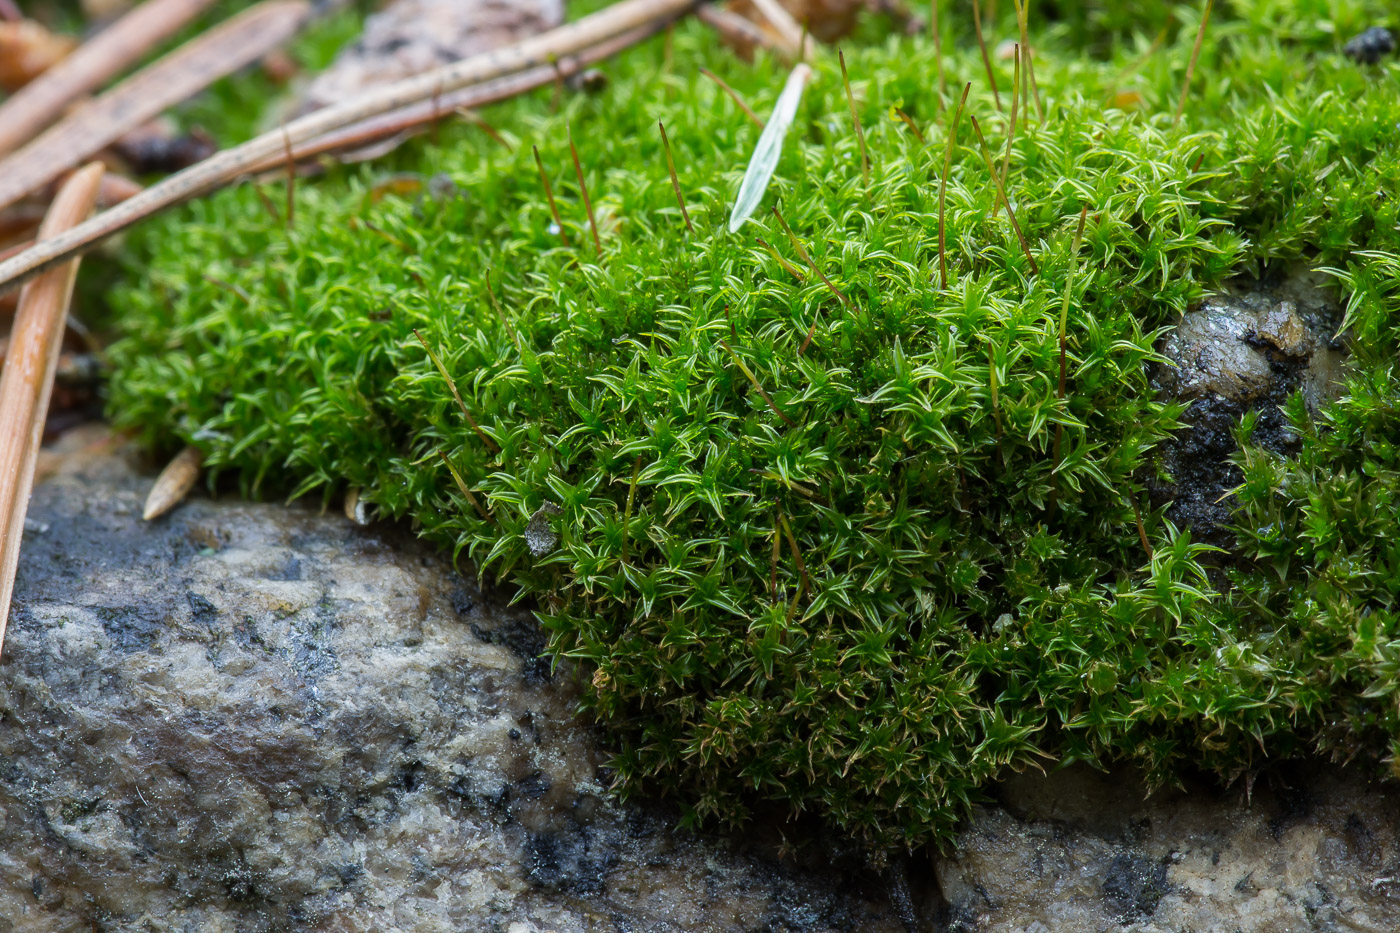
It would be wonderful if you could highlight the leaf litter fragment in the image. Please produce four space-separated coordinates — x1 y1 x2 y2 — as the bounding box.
727 62 811 233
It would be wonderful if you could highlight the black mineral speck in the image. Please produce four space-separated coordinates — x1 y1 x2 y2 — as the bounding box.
525 831 615 895
449 586 475 616
186 591 218 625
515 771 551 799
1344 26 1395 64
1102 853 1169 922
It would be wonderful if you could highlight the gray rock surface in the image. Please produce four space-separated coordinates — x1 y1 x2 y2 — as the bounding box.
1150 268 1349 541
7 441 1400 933
934 764 1400 932
0 443 898 932
1155 267 1346 409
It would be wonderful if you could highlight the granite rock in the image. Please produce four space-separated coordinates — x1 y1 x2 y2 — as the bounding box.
933 763 1400 932
0 444 898 932
7 442 1400 932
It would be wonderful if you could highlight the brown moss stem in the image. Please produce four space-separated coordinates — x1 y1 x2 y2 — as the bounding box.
938 82 970 289
658 121 694 233
568 124 603 258
970 115 1038 276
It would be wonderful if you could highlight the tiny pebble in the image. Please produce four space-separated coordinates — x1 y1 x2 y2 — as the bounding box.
1343 26 1395 65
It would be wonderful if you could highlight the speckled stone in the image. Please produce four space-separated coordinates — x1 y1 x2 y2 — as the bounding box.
932 763 1400 932
0 445 899 932
8 443 1400 933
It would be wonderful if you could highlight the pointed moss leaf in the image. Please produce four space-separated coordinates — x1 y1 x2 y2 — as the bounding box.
727 63 811 233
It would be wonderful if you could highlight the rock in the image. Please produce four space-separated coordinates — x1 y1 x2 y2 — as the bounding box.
10 442 1400 932
931 763 1400 932
1151 268 1348 543
1344 26 1395 65
298 0 566 114
0 444 900 932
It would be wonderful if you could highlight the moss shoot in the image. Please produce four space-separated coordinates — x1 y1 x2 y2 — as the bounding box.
106 2 1400 849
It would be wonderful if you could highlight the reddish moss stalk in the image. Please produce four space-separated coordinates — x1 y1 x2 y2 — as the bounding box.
938 83 971 289
568 125 603 258
658 121 694 233
720 338 795 426
532 144 568 245
839 50 870 187
970 115 1039 276
415 329 499 452
700 66 764 128
972 0 1002 112
930 0 946 106
1174 0 1215 126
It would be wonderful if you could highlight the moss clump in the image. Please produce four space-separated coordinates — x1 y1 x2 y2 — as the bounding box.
106 3 1400 848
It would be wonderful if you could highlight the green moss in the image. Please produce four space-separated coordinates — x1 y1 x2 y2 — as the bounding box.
105 2 1400 849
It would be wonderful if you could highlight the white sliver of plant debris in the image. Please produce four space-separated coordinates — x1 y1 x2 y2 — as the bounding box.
727 62 812 232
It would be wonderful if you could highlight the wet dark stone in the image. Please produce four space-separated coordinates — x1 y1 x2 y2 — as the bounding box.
1102 853 1170 921
1151 269 1347 548
1344 26 1395 64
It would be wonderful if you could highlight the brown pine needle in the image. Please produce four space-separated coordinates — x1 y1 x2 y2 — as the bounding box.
533 144 569 245
658 121 694 234
699 66 764 128
0 0 310 215
414 329 499 452
0 162 104 658
938 82 971 290
754 235 805 280
993 44 1020 220
568 124 602 258
970 115 1039 276
0 0 217 157
719 338 795 426
894 109 925 144
972 0 1002 112
930 0 946 104
1174 0 1214 126
437 450 494 523
485 271 522 353
838 50 870 188
143 444 204 521
772 206 854 319
281 123 295 229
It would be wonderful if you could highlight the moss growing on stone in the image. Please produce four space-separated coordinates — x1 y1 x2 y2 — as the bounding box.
106 2 1400 849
